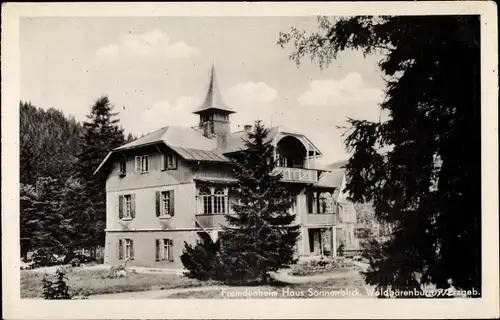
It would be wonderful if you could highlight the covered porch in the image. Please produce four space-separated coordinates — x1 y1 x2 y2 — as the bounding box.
297 226 337 258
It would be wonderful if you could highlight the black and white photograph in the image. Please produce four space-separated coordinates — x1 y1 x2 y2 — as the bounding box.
2 2 498 319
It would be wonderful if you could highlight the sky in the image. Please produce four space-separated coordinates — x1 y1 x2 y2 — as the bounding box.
20 16 387 167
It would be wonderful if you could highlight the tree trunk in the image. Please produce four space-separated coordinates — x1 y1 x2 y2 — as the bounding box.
64 248 75 264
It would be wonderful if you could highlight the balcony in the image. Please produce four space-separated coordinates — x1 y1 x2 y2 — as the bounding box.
275 167 318 184
303 213 337 226
195 214 228 229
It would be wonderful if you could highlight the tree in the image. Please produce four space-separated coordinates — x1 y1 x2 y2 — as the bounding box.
21 177 71 255
20 183 40 259
218 120 300 284
58 177 96 261
20 101 82 186
126 132 136 143
278 16 481 293
76 96 125 249
42 268 72 299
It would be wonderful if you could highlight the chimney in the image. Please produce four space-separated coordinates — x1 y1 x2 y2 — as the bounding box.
244 125 252 133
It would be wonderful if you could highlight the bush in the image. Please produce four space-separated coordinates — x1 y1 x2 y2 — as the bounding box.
32 248 58 268
290 258 354 276
41 268 72 299
181 236 220 281
337 243 345 257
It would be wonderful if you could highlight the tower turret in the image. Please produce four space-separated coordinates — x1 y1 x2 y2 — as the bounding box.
193 65 235 149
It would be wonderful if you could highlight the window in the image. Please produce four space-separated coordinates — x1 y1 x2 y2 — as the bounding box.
155 239 174 262
278 156 287 167
308 190 333 214
161 191 170 217
118 239 134 260
135 155 149 173
124 195 132 218
119 194 135 219
161 154 177 170
319 192 331 214
213 188 226 214
199 187 212 214
197 186 228 215
156 190 175 218
119 158 126 176
125 239 133 258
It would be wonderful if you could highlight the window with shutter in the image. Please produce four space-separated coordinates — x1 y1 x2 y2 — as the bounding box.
157 190 174 218
123 195 132 218
135 156 141 172
125 239 133 259
119 158 126 176
136 155 149 173
157 238 174 262
161 154 177 170
160 191 171 217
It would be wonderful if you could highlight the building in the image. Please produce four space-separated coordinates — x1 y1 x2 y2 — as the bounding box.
324 160 397 252
95 66 346 268
324 166 359 251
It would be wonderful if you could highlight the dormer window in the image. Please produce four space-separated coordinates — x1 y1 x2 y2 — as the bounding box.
135 155 149 173
161 154 177 170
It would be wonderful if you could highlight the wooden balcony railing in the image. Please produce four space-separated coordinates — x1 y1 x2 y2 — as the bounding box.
275 167 318 184
303 213 337 226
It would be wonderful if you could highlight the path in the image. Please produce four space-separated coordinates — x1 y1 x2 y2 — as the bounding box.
86 285 253 299
84 260 371 299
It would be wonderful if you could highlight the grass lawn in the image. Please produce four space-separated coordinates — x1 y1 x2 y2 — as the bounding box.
168 269 372 299
21 269 218 298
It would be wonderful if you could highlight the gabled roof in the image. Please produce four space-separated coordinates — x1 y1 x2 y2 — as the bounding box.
315 168 345 189
218 125 322 156
323 160 348 170
115 126 217 151
94 124 323 175
93 126 229 175
193 65 235 115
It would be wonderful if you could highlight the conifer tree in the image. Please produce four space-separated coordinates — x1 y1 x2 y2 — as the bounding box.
278 16 481 293
20 183 39 260
21 177 70 255
218 121 300 284
76 96 125 249
59 177 96 260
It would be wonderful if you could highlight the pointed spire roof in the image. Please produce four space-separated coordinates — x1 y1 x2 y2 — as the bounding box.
193 64 235 115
